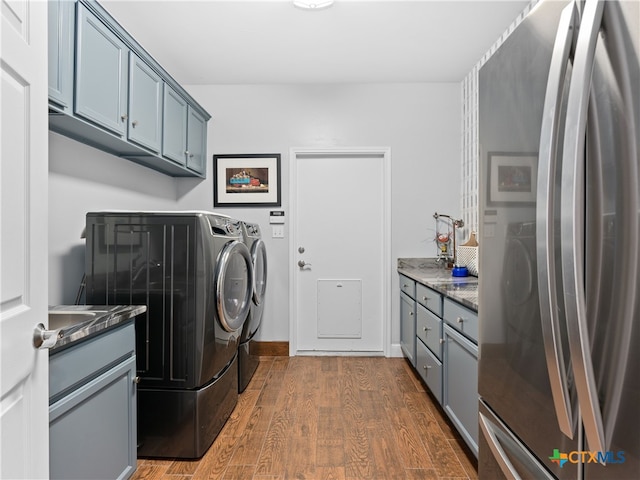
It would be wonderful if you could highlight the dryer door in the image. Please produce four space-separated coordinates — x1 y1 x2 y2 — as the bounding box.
251 239 268 306
215 240 253 332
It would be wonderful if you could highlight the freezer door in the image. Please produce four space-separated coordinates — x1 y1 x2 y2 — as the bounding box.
479 400 556 479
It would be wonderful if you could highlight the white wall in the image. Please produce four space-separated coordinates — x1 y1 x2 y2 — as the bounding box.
48 132 178 303
48 82 461 349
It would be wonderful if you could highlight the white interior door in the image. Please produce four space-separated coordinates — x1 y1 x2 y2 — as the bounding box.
1 1 49 478
291 149 390 355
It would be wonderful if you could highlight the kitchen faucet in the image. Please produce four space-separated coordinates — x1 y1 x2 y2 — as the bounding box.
433 212 464 267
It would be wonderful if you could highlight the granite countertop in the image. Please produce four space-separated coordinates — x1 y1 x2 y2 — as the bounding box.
397 258 479 312
48 304 146 352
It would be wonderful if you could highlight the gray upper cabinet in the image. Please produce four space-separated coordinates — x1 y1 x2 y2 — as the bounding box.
186 106 207 175
48 0 75 112
48 0 210 178
75 2 128 136
162 85 188 166
128 52 162 153
161 87 207 176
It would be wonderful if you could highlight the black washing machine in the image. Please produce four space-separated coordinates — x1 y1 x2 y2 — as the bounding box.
238 222 267 392
85 211 253 458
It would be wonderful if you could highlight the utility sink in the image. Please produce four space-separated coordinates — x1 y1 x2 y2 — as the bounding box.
48 311 105 330
47 305 146 350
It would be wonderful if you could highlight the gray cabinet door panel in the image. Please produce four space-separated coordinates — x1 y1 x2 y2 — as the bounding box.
443 297 478 343
186 106 206 175
416 282 442 316
75 3 128 136
416 338 442 404
399 274 416 298
444 324 478 456
50 355 137 480
162 84 188 165
48 0 74 111
400 291 416 366
128 52 162 153
417 303 442 360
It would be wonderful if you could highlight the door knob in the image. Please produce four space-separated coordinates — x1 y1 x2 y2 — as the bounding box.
33 323 63 349
298 260 311 268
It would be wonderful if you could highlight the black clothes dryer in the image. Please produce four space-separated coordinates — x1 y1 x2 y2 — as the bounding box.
85 211 253 458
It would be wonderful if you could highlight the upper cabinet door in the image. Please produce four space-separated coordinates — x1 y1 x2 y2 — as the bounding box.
162 84 188 166
48 0 75 112
128 52 162 153
186 106 207 175
75 3 128 136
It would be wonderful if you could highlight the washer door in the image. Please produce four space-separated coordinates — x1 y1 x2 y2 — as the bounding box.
251 239 267 306
215 240 253 332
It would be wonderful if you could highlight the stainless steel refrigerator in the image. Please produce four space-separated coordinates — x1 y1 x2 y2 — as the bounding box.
478 0 639 478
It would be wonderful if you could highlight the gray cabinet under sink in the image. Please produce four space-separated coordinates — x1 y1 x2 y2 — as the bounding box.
49 321 137 480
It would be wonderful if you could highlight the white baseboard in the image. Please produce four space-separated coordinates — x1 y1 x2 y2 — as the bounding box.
389 343 404 358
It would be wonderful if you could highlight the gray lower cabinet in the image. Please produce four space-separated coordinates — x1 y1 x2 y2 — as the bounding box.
400 291 416 366
128 52 162 153
398 272 478 458
416 337 442 404
49 322 137 480
443 322 479 457
75 2 128 136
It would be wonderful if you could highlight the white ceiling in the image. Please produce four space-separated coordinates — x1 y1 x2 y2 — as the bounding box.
100 0 530 85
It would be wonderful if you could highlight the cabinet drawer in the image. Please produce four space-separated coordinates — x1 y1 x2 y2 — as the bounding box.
49 322 135 402
416 338 442 404
416 283 442 316
399 274 416 299
416 304 442 360
443 297 478 343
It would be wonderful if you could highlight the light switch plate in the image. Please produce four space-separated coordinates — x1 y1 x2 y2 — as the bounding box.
272 225 285 238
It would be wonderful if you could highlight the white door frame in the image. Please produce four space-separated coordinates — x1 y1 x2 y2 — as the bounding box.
289 147 392 356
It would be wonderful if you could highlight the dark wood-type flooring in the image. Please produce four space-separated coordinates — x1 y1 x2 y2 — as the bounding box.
132 356 478 480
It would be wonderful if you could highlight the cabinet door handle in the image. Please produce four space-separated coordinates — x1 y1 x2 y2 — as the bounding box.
423 296 429 302
456 317 464 324
131 120 138 128
423 365 431 370
409 311 414 316
133 376 141 384
439 338 445 344
121 114 128 121
423 326 431 332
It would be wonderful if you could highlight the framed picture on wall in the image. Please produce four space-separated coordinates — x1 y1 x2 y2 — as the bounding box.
488 152 537 205
213 154 281 207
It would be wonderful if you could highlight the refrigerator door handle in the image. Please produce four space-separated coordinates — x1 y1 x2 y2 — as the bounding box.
560 0 606 454
535 0 578 440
